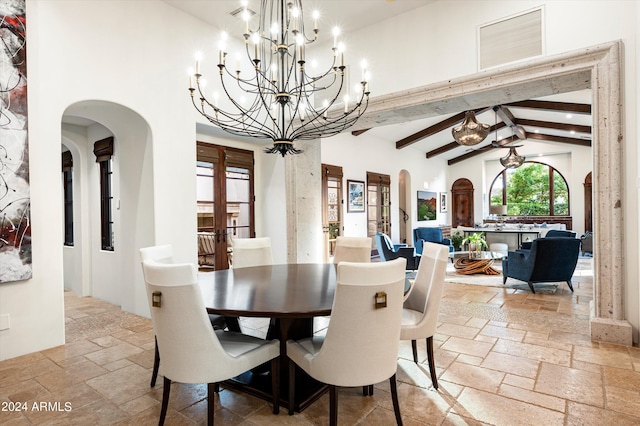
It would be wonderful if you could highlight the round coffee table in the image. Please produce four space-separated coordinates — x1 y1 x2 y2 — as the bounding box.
451 251 504 275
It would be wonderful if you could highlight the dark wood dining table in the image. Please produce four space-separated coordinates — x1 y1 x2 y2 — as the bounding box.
198 263 337 412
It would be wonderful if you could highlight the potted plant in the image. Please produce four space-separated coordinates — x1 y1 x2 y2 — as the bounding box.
450 230 464 251
462 232 487 256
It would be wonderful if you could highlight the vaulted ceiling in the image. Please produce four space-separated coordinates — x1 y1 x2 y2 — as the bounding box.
353 89 592 164
164 1 593 164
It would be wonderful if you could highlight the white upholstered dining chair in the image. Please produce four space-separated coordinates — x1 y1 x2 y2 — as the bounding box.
142 258 281 425
332 236 372 264
286 258 406 425
231 237 274 268
139 244 227 387
400 241 449 389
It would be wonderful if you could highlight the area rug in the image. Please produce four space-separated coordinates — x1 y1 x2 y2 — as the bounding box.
443 257 594 293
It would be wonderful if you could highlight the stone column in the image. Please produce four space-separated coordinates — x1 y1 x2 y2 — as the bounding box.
285 139 323 264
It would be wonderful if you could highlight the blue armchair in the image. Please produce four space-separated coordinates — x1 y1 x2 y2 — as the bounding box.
413 227 453 255
519 229 576 251
502 237 581 293
375 232 420 270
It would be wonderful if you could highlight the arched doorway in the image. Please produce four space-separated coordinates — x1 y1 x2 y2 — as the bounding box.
61 101 154 316
451 178 474 228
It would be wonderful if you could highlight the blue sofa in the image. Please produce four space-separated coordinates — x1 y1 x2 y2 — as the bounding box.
375 232 420 270
502 237 581 293
413 227 453 255
519 229 576 251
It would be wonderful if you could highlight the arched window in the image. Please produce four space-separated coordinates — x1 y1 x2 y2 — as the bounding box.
489 161 569 216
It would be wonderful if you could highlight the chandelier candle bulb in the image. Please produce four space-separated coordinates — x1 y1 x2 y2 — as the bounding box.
297 34 304 61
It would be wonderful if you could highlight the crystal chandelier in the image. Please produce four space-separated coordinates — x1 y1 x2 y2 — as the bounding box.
452 111 490 146
189 0 370 156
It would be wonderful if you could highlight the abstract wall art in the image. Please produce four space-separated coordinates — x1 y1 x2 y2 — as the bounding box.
0 0 31 282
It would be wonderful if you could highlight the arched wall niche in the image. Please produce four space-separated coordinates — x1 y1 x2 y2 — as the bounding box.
354 41 631 345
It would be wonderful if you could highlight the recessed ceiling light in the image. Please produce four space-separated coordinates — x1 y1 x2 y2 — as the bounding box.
566 113 573 119
534 129 539 133
570 130 576 135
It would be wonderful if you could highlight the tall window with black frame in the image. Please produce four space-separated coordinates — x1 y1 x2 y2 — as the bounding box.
93 137 114 251
62 150 73 246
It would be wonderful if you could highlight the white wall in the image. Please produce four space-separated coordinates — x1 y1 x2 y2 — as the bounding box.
321 133 449 245
0 0 637 360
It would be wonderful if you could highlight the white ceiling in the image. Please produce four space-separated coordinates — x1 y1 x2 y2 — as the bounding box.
161 0 433 35
63 1 592 163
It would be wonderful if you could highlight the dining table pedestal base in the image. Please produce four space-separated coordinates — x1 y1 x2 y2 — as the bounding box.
222 317 328 412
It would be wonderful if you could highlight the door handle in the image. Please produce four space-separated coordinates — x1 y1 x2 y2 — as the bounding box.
216 231 220 243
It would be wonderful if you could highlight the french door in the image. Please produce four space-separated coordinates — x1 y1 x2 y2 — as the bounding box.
321 164 343 262
367 172 391 250
196 142 255 270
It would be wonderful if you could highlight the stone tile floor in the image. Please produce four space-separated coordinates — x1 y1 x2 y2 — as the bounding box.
2 258 640 425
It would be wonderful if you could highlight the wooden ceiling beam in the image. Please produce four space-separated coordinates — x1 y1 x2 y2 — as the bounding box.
396 112 466 149
517 118 591 134
426 142 459 158
447 133 591 166
526 132 592 146
351 128 370 136
396 107 491 150
505 100 591 114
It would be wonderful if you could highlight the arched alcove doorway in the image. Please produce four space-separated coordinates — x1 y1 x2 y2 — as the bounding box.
61 100 154 317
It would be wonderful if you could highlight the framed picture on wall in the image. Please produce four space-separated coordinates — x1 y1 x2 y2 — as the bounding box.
417 191 437 221
347 180 365 212
440 192 448 213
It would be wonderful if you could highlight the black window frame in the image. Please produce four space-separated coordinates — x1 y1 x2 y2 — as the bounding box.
62 151 74 246
488 160 570 217
94 137 114 251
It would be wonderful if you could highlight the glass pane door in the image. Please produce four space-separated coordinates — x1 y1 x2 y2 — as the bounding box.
380 185 391 235
367 183 379 238
197 160 216 270
197 143 254 270
321 164 343 262
367 172 391 253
